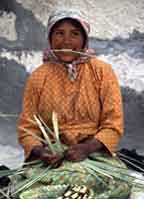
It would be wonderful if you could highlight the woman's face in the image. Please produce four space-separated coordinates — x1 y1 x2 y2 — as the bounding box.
50 19 85 63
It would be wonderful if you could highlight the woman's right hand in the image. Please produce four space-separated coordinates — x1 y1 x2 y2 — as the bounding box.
30 146 61 166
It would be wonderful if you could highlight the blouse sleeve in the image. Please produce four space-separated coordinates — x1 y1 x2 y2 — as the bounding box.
17 74 43 159
95 64 124 154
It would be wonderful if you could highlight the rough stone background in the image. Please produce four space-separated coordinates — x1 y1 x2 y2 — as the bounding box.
0 0 144 168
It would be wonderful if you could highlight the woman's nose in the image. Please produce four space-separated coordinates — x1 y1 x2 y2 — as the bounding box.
63 33 71 44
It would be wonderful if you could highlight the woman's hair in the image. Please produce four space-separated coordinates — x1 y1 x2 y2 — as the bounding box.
49 18 87 49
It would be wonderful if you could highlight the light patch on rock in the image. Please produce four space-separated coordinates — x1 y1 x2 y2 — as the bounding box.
0 50 43 73
1 48 144 92
130 172 144 199
0 144 24 169
16 0 144 39
0 12 17 41
16 0 54 27
99 54 144 92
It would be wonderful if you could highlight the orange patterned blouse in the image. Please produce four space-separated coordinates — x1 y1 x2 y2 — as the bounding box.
17 57 124 158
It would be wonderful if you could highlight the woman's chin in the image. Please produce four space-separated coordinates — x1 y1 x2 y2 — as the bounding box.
57 55 79 63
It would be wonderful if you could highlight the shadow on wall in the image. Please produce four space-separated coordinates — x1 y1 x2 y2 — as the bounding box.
0 0 14 13
0 57 28 146
0 57 28 114
0 0 46 50
120 86 144 151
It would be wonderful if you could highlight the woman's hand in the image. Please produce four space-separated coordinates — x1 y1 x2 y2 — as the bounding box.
64 143 89 162
30 146 61 167
64 138 104 162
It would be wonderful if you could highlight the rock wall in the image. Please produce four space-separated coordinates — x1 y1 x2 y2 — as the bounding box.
0 0 144 168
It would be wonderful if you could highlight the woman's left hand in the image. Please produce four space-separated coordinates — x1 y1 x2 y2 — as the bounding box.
64 138 104 162
64 143 89 162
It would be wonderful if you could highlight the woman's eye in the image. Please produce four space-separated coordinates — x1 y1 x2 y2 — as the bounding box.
71 31 81 37
55 31 64 36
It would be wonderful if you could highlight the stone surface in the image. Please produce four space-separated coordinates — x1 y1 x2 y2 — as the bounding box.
0 12 17 40
16 0 144 38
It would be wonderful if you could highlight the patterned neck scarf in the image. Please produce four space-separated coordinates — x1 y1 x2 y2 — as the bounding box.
43 48 95 81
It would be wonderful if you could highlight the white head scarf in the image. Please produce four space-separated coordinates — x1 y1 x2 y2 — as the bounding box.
47 8 90 48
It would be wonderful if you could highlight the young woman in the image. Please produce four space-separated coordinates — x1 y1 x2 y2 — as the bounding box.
17 8 123 165
13 8 140 199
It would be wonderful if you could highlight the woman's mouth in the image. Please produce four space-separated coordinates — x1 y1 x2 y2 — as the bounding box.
52 48 80 54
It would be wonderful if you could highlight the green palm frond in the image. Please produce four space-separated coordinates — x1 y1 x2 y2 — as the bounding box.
0 188 11 199
0 168 25 178
37 114 54 137
81 160 113 180
11 166 51 196
117 152 144 173
28 112 144 189
83 159 144 187
2 110 144 198
33 114 55 154
52 111 64 153
118 156 144 173
19 126 47 145
81 165 107 187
